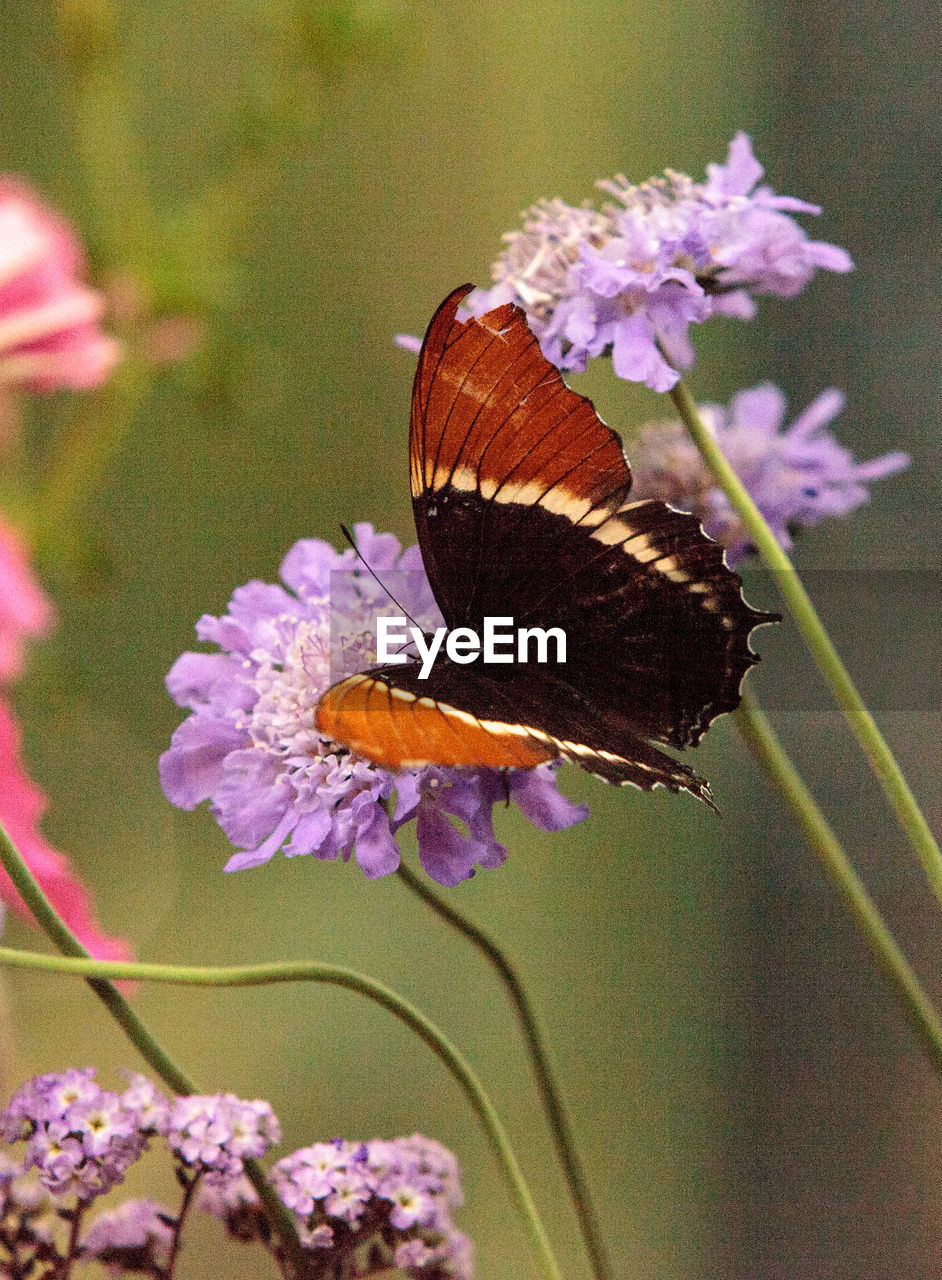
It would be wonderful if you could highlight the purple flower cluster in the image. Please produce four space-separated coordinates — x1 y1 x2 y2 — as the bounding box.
272 1134 472 1277
1 1071 473 1277
164 1092 280 1182
0 1150 57 1270
629 383 909 564
196 1172 273 1246
159 524 587 887
0 1069 146 1200
467 133 852 391
79 1199 173 1275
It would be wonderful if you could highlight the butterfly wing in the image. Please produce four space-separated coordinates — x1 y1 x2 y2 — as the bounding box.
410 284 632 626
316 660 718 806
408 285 776 750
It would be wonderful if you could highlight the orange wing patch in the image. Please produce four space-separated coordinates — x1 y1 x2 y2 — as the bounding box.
315 674 558 771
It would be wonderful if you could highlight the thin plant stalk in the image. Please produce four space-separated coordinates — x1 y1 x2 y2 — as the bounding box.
667 377 942 910
396 861 613 1280
733 689 942 1072
0 823 562 1280
165 1172 201 1280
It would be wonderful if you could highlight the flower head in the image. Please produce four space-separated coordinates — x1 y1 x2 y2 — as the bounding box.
468 133 852 390
119 1072 171 1135
629 383 909 563
164 1093 280 1183
0 1152 57 1265
196 1172 272 1245
0 179 119 392
160 524 586 887
272 1133 472 1277
1 1070 146 1200
0 695 134 963
80 1198 174 1276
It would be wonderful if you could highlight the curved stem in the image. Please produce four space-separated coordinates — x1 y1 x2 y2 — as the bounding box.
733 690 942 1072
0 824 562 1280
0 820 305 1276
667 377 942 910
396 862 612 1280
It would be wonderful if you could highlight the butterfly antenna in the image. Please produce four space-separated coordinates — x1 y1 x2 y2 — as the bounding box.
339 523 424 634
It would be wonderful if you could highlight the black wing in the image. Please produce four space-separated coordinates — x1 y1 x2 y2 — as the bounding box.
317 660 719 806
407 286 776 754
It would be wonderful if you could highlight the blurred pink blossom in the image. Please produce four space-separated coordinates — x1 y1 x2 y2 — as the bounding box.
0 180 120 392
0 695 133 964
0 517 55 683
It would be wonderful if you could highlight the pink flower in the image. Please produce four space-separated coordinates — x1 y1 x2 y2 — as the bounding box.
0 180 120 392
0 518 55 683
0 695 133 965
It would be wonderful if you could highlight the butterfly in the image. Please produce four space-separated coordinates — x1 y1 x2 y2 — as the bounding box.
316 285 776 807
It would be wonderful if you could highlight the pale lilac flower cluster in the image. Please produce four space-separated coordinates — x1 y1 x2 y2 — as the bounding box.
0 1069 146 1201
196 1172 272 1245
0 1150 57 1270
272 1134 472 1277
159 524 587 887
1 1072 473 1277
629 383 910 564
164 1092 280 1182
467 133 852 391
79 1199 174 1276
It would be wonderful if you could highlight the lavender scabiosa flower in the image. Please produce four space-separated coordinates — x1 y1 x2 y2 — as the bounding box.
160 524 586 887
1 1070 146 1201
272 1134 472 1278
164 1093 280 1183
80 1199 174 1277
467 133 852 391
629 383 910 564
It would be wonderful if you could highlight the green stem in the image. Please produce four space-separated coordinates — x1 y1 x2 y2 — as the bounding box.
0 824 561 1280
733 690 942 1072
667 377 942 910
396 862 612 1280
0 820 306 1276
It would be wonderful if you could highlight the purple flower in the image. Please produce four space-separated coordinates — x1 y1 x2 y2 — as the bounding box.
272 1133 472 1277
164 1093 280 1183
467 133 852 390
119 1071 171 1135
160 524 587 887
196 1173 273 1246
629 383 909 564
1 1070 147 1200
80 1199 174 1275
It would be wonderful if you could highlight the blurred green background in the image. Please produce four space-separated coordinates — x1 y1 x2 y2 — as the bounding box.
0 1 939 1276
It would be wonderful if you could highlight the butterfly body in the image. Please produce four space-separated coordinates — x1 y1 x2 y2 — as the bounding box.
316 286 776 805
